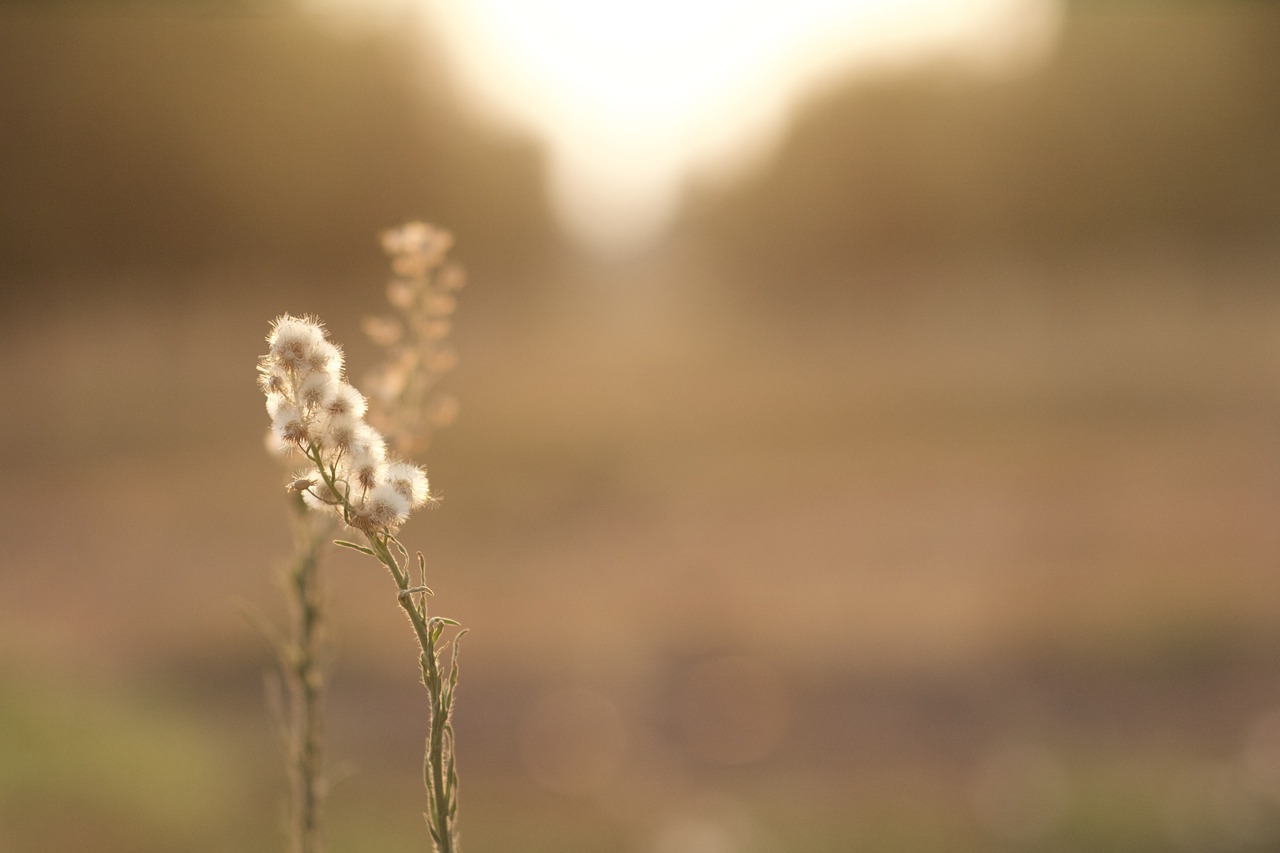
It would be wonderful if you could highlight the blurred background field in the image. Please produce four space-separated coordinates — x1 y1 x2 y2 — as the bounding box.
2 1 1280 850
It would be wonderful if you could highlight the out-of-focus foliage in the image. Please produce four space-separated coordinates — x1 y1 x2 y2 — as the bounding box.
684 4 1280 294
0 5 557 294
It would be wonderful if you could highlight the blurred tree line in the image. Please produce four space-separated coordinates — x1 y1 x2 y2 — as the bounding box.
681 2 1280 298
0 3 559 297
0 1 1276 306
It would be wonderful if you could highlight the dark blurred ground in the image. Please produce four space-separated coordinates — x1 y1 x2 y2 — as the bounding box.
2 2 1280 851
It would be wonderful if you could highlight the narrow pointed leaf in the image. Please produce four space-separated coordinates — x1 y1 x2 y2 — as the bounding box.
332 539 374 556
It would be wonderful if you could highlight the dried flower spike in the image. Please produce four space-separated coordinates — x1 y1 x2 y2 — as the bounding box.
365 222 463 457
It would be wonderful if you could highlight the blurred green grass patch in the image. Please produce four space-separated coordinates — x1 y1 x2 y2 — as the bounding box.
0 664 268 852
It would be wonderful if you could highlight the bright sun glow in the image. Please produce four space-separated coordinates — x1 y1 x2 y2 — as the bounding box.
328 0 1063 254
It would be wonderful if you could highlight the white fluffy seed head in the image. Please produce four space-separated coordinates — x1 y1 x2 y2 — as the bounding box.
309 340 344 379
265 392 287 419
324 383 368 420
385 460 430 508
317 411 359 455
348 460 381 494
270 401 309 445
350 423 387 465
346 427 386 493
258 364 289 396
268 314 326 372
354 481 411 531
296 370 334 410
264 428 292 455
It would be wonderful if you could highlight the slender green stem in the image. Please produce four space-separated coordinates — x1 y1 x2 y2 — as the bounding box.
367 533 457 853
282 496 329 853
302 441 460 852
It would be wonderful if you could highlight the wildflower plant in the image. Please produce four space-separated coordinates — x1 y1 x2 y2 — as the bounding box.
363 221 464 457
259 311 465 853
268 491 334 853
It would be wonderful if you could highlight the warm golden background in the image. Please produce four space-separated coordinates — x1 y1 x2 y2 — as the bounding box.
2 1 1280 851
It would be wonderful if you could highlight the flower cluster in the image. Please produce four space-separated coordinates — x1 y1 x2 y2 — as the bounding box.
362 221 464 457
259 313 430 533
